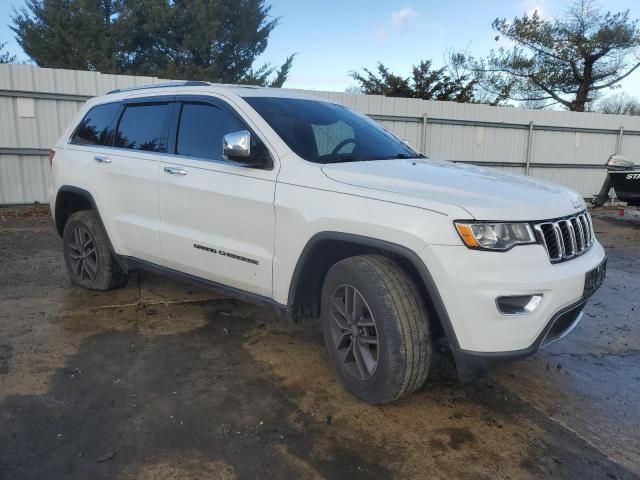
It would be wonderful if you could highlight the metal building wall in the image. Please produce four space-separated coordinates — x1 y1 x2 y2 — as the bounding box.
0 65 164 204
2 64 640 204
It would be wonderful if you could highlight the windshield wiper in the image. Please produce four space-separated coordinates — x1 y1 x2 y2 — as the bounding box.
375 153 423 161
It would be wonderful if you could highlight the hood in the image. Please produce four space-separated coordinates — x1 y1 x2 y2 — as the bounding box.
321 158 585 221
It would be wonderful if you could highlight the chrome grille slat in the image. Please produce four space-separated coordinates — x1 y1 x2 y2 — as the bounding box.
554 223 566 258
574 215 585 252
536 223 561 260
534 210 594 263
579 214 591 248
581 214 589 246
580 215 588 246
567 221 578 256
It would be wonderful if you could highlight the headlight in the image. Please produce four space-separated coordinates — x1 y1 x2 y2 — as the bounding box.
454 221 536 251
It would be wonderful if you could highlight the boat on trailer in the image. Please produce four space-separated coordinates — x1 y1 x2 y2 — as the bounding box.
592 155 640 217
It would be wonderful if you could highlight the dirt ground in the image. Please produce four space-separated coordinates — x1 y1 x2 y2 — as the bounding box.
0 206 638 480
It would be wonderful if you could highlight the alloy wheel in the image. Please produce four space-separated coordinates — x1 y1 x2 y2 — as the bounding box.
329 284 379 380
68 226 98 281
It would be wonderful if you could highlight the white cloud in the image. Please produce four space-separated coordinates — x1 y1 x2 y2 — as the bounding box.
373 6 418 42
523 0 547 18
391 7 418 33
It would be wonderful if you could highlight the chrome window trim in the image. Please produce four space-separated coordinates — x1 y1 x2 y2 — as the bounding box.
63 143 268 171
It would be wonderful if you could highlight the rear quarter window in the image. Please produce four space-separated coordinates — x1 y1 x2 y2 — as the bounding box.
70 102 120 146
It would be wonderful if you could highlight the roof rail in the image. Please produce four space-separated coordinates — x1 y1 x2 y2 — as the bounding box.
107 81 210 95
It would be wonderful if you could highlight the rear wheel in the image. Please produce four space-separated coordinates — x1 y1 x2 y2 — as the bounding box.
62 210 127 290
320 255 431 404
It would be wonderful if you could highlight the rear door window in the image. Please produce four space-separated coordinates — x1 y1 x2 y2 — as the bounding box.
70 102 120 146
176 102 246 161
114 103 170 152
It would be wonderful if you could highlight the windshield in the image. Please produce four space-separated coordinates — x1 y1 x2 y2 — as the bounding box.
243 97 422 164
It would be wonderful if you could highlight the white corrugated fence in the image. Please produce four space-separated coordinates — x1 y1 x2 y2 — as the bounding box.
1 64 640 204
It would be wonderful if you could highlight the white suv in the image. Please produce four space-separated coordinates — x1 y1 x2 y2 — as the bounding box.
49 82 607 404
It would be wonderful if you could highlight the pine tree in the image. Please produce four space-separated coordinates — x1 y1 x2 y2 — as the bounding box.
11 0 293 86
475 0 640 111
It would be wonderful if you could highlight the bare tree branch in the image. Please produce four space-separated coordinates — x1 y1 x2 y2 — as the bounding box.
591 61 640 89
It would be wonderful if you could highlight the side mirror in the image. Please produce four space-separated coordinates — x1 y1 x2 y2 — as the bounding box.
223 130 251 160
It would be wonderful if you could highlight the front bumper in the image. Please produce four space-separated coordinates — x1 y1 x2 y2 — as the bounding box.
418 240 606 380
454 299 587 381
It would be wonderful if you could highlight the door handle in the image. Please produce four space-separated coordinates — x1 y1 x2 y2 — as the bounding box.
164 166 188 176
94 155 111 164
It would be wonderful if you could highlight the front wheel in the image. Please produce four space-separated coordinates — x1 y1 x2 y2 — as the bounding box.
320 255 431 404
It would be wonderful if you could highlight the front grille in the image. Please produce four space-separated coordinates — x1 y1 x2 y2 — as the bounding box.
533 211 594 263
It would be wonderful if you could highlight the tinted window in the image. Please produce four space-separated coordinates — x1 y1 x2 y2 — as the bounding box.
114 103 169 152
176 102 246 160
244 97 420 164
71 103 119 146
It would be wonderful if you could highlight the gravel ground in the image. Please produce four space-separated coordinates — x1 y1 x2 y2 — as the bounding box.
0 206 638 480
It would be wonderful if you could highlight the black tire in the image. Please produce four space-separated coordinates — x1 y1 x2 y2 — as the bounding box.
320 254 431 404
62 210 127 291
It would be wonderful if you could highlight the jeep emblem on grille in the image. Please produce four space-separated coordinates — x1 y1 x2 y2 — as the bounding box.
572 199 582 209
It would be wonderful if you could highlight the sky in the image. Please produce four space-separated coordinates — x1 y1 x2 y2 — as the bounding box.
1 0 639 98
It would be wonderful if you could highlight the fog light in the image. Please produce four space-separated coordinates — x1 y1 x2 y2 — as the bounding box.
496 294 543 315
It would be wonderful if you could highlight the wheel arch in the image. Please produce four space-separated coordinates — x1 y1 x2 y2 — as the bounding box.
53 186 115 253
287 232 461 353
